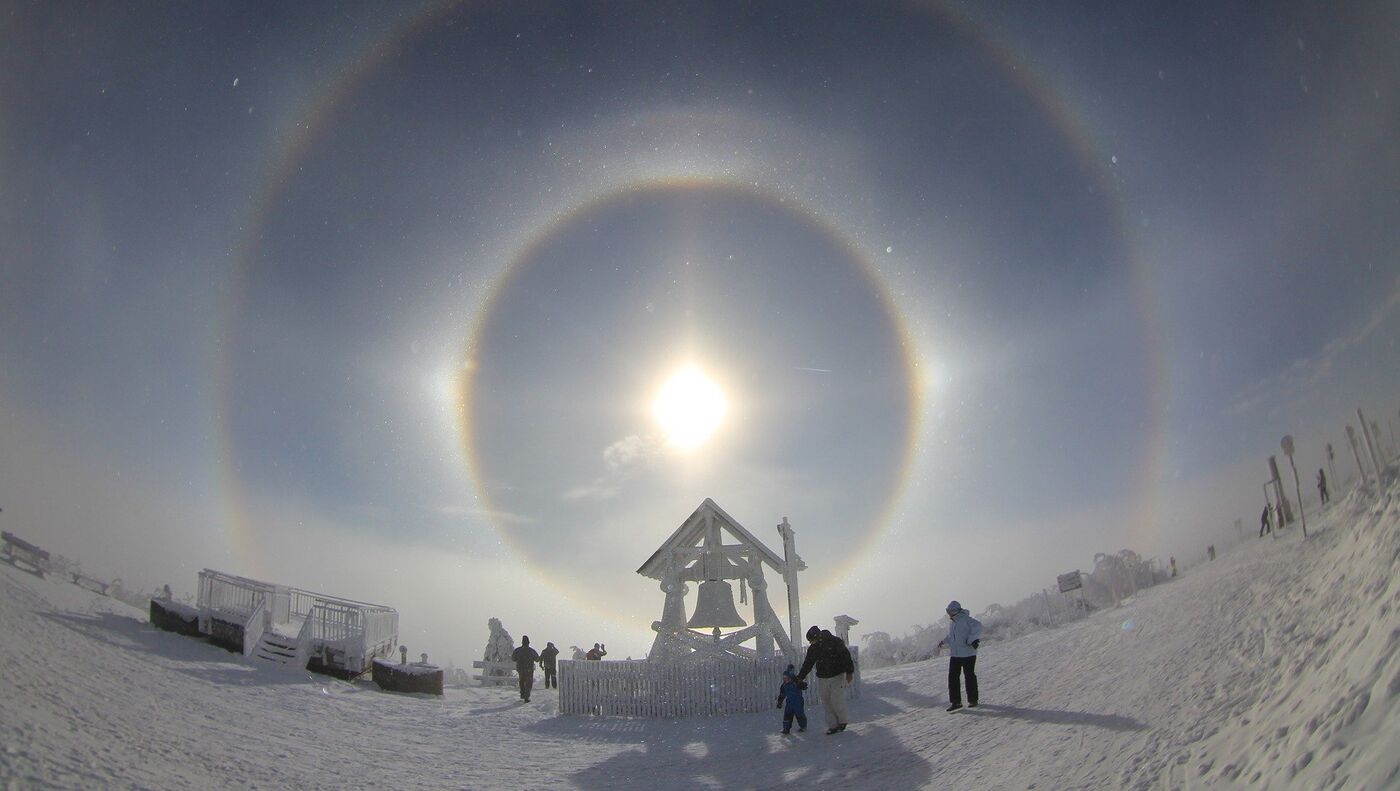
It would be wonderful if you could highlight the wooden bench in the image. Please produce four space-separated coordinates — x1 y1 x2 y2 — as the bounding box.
1 531 50 577
70 572 110 595
471 660 517 686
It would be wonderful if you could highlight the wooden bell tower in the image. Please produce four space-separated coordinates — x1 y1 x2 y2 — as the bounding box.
637 499 806 662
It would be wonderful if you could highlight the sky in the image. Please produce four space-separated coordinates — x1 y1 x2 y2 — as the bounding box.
2 1 1398 663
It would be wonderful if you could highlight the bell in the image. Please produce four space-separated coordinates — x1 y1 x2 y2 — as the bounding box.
686 580 747 628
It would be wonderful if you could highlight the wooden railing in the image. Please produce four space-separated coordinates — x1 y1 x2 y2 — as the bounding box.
197 569 272 619
242 596 267 657
196 568 397 674
471 660 516 686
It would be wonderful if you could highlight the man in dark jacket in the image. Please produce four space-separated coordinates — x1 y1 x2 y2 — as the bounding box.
539 641 560 689
796 625 855 734
511 636 540 702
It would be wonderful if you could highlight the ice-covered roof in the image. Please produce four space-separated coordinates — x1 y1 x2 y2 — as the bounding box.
636 498 786 579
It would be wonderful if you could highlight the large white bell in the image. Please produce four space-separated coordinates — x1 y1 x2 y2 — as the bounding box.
686 580 747 628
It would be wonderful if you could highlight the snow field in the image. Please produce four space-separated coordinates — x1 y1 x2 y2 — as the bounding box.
0 478 1396 789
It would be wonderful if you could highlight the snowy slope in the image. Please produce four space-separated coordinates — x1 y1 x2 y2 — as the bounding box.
0 479 1396 790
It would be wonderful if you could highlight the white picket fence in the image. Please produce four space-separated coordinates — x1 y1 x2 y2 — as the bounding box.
558 653 859 718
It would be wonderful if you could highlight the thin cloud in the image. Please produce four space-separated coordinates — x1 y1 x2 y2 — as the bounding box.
1225 275 1400 417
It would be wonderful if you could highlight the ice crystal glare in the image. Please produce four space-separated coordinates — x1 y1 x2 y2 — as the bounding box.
652 365 727 452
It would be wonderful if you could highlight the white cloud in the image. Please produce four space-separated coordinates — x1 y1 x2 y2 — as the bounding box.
562 433 664 502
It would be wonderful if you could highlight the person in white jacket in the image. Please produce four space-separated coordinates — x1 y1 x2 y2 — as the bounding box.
944 600 982 711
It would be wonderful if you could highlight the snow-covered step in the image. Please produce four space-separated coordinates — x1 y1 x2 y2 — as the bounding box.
253 632 303 666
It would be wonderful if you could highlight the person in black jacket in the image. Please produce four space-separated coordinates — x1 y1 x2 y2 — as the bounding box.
796 625 855 734
538 641 560 689
511 636 540 702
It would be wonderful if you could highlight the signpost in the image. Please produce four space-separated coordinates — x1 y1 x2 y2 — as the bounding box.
1057 570 1086 612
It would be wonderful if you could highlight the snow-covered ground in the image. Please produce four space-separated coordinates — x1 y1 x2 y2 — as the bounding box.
1 480 1397 790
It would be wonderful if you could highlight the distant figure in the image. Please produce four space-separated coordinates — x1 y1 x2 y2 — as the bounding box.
797 625 855 734
776 664 808 735
1317 469 1330 504
161 584 173 600
1207 545 1216 561
1259 504 1272 538
944 601 983 712
585 643 607 661
570 645 587 661
539 642 560 689
1169 557 1177 578
511 636 540 702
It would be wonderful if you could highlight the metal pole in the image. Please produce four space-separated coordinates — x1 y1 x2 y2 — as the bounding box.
1326 443 1337 498
1359 409 1384 478
1288 455 1308 537
1346 425 1368 487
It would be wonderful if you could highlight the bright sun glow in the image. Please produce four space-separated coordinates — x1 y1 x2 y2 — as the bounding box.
652 365 728 452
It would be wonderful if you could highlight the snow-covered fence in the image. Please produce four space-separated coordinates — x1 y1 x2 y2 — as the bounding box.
559 656 858 718
472 660 516 686
198 569 272 623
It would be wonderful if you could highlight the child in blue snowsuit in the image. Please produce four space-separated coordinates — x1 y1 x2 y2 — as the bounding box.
777 664 807 734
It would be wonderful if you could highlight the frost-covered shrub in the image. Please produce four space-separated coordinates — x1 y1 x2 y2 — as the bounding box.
860 619 950 669
863 545 1166 669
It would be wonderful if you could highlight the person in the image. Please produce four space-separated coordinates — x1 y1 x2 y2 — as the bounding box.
796 624 855 734
1207 544 1216 561
585 643 607 661
1169 557 1177 578
776 664 808 735
1317 469 1330 504
944 600 982 712
1259 504 1272 538
511 636 540 702
539 641 560 689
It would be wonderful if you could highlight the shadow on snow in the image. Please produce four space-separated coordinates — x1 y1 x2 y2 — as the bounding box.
963 703 1146 732
37 609 314 687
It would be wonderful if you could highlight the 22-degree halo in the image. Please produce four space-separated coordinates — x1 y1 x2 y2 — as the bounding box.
212 0 1167 606
457 178 922 600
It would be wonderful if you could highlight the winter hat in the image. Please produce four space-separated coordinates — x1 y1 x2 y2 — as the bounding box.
945 600 962 614
806 625 821 640
783 664 797 679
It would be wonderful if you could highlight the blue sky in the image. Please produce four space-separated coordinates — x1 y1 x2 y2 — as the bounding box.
2 1 1397 660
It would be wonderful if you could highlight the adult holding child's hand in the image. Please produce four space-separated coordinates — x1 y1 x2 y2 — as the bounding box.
796 624 856 735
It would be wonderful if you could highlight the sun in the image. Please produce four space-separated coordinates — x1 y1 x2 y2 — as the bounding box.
652 365 728 452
